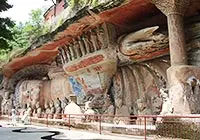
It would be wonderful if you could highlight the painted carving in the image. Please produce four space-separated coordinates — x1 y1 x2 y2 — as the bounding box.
18 80 42 109
49 100 55 119
136 97 154 125
68 76 85 104
82 34 91 54
6 23 181 121
83 101 97 122
159 88 173 115
114 105 130 125
169 75 200 114
118 26 169 63
54 98 62 119
103 95 115 123
151 94 162 115
96 26 107 49
78 36 86 56
136 98 152 115
44 101 51 118
1 91 12 115
61 97 69 113
65 54 104 72
33 101 42 118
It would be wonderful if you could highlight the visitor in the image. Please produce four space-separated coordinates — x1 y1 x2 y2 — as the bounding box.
21 104 32 124
11 107 17 126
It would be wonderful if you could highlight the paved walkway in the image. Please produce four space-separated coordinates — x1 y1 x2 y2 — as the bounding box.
0 120 150 140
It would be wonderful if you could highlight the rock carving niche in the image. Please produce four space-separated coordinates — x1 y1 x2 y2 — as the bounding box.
68 76 85 104
112 58 169 118
169 75 200 114
17 80 43 109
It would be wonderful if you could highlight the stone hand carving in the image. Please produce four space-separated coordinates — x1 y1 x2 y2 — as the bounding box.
118 26 168 64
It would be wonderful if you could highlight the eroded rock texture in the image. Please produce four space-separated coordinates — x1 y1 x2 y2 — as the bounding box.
113 57 170 117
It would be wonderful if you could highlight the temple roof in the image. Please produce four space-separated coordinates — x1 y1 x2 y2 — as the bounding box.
3 0 200 78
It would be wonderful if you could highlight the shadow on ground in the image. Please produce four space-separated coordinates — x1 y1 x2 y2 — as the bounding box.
12 127 104 140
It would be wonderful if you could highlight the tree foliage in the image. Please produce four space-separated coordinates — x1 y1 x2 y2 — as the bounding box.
0 9 44 64
24 9 44 40
69 0 99 9
0 0 15 52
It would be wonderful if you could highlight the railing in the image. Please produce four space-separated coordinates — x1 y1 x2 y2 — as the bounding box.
1 112 200 140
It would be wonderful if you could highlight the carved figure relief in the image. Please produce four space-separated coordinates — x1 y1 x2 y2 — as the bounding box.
159 88 173 115
33 101 42 118
83 101 97 122
18 80 42 109
54 98 62 119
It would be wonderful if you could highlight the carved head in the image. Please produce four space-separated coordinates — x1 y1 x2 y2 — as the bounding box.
136 98 146 111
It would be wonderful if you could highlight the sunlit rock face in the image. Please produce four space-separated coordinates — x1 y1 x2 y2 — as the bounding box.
5 16 200 119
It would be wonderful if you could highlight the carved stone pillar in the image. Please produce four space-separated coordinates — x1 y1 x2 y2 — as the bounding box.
151 0 200 114
152 0 191 65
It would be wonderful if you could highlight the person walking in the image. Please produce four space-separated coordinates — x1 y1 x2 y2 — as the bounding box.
11 107 17 126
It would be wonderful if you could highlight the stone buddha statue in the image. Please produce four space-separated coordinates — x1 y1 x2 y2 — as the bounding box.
49 100 55 119
54 98 62 119
136 98 153 125
44 102 50 118
35 101 42 118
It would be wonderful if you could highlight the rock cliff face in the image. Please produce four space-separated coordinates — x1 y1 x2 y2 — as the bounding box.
112 58 169 116
1 14 200 121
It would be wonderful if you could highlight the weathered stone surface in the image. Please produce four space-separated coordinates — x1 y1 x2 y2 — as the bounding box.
112 57 169 116
167 65 200 114
152 0 190 66
17 80 42 109
112 71 123 108
33 101 42 118
151 0 191 16
118 26 169 64
114 105 130 125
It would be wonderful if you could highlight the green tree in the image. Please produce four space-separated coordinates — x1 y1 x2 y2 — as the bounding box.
23 9 44 41
0 0 15 53
69 0 99 9
0 9 44 63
